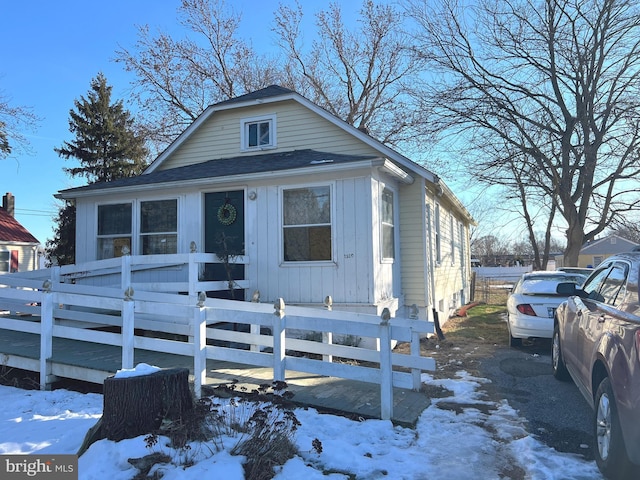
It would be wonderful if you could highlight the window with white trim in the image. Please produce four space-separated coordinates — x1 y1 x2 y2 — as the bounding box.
450 215 455 265
283 186 332 262
97 203 132 259
241 114 276 150
381 188 395 260
0 251 9 273
435 204 441 264
140 199 178 255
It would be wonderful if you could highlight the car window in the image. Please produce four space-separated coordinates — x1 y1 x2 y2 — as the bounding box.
599 262 628 306
582 264 613 302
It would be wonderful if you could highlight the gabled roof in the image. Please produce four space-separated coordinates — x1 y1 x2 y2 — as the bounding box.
57 150 379 198
144 85 436 182
213 85 295 107
580 234 639 255
57 85 474 223
0 208 39 244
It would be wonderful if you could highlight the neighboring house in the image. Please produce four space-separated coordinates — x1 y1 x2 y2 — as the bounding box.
0 192 40 273
577 234 640 268
56 85 475 322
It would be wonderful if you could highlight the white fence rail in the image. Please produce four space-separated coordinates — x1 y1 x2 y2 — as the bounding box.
0 255 435 420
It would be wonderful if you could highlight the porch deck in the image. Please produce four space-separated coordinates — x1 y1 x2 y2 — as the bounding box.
0 327 430 426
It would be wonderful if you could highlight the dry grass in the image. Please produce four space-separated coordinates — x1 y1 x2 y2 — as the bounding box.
442 304 508 344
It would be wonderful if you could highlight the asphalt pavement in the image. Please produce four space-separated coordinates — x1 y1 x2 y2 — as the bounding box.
477 339 595 460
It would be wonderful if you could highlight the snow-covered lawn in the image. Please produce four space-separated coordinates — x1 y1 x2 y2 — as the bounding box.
0 370 602 479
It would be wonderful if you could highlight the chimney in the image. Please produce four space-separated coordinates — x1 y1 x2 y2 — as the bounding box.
2 192 15 217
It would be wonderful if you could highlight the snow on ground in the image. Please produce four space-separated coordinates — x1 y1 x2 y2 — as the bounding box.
0 370 603 479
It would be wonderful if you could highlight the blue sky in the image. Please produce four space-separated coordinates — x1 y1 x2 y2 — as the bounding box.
1 0 352 246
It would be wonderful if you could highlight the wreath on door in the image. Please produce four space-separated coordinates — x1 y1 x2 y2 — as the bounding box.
217 200 237 226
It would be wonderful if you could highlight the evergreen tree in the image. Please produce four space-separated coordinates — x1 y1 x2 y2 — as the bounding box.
49 73 148 264
55 72 148 182
45 202 75 266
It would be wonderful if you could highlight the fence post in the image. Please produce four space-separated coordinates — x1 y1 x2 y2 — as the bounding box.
323 295 333 363
189 241 198 299
273 298 286 382
39 280 54 390
121 247 132 292
250 290 261 352
379 308 393 421
121 286 135 370
193 292 207 398
409 304 421 391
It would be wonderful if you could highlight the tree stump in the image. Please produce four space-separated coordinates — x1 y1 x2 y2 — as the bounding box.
101 367 194 442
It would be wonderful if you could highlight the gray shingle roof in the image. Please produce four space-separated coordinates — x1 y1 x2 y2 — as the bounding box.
213 85 295 107
58 149 377 196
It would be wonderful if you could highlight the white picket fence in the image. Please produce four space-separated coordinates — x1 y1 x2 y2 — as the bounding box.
0 253 435 420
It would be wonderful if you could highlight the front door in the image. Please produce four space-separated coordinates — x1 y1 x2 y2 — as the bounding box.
204 191 245 299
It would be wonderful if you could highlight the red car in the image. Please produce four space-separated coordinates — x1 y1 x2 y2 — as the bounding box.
552 253 640 479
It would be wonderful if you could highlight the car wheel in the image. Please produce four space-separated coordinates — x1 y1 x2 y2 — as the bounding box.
551 323 570 381
507 319 521 347
593 377 637 479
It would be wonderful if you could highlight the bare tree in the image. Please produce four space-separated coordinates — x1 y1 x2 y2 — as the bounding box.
115 0 284 150
610 215 640 244
274 0 425 149
116 0 427 154
0 89 39 160
406 0 640 266
471 234 510 266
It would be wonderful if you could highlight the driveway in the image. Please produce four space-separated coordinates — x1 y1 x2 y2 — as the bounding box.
476 340 595 460
416 311 595 464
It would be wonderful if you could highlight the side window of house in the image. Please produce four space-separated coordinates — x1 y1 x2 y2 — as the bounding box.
241 115 276 150
97 203 132 259
381 188 394 260
450 215 455 265
140 199 178 255
283 186 331 262
0 251 9 273
458 221 465 265
435 204 441 264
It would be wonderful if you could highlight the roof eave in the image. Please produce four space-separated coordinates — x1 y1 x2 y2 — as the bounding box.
57 159 386 200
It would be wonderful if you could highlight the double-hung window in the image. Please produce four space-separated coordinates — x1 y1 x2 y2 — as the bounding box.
97 203 132 259
283 186 332 262
241 114 276 150
381 188 395 260
0 251 9 273
435 204 441 264
450 216 455 265
97 199 178 258
140 199 178 255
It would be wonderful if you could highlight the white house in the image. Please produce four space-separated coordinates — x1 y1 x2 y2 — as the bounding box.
56 86 475 322
0 192 39 274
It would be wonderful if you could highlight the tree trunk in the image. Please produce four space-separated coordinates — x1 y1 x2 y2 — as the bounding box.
101 367 193 442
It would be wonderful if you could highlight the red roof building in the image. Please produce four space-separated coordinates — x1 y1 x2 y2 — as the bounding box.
0 193 39 273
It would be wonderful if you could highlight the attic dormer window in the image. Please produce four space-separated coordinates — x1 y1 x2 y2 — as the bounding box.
241 114 276 150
